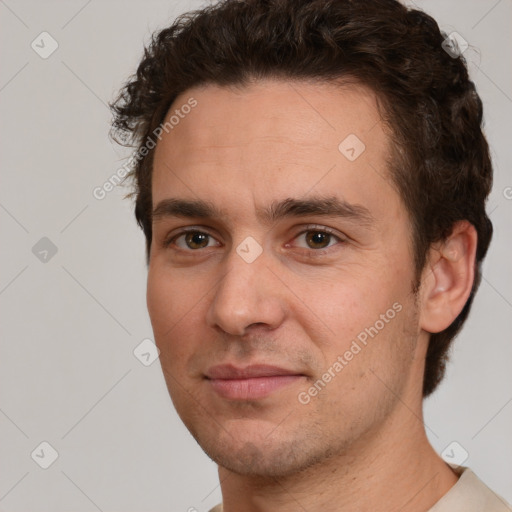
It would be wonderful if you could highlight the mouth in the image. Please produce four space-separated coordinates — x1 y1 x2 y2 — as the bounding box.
205 364 306 400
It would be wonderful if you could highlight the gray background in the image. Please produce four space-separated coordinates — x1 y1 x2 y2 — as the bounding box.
0 0 511 510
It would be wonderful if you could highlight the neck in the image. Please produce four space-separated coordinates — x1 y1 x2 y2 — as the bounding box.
218 402 458 512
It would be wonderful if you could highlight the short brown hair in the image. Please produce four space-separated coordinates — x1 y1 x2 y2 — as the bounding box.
110 0 493 397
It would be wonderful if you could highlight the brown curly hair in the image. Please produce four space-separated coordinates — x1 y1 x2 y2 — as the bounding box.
110 0 493 397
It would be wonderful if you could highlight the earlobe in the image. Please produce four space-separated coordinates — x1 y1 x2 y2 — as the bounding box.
419 221 477 334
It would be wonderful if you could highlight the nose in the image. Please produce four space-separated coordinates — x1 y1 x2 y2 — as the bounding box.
205 246 287 336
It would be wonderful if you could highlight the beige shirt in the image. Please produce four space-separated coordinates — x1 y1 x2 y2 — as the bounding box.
208 467 512 511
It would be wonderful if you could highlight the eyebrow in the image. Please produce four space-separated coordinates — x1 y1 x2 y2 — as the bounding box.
152 196 374 227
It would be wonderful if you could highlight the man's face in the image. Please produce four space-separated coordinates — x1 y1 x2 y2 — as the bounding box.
148 80 424 477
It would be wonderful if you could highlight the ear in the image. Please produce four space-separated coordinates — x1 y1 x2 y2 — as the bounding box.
419 221 478 334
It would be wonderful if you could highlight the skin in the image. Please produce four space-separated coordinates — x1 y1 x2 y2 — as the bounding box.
147 79 477 511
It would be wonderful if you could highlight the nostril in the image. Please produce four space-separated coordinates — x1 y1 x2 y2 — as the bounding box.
247 322 269 329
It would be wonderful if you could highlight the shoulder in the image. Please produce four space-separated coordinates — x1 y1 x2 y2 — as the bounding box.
429 466 512 512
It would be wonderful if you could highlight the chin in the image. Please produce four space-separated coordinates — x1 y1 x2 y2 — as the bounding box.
194 427 338 478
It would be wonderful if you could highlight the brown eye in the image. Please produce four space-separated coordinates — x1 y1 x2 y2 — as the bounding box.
168 230 218 250
305 231 333 249
184 232 210 249
289 227 343 252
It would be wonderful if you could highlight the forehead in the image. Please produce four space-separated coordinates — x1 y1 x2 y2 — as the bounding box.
152 79 397 222
156 79 386 157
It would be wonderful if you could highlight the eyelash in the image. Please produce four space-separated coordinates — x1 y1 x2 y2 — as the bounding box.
163 225 345 253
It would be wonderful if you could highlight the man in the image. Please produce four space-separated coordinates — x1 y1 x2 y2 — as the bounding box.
111 0 511 510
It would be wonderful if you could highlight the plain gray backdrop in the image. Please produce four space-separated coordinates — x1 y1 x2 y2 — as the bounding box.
1 1 511 510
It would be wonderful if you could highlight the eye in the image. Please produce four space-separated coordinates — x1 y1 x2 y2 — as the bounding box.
292 229 342 250
171 230 220 250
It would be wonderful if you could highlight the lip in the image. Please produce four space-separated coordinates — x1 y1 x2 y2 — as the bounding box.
205 364 305 400
206 364 301 379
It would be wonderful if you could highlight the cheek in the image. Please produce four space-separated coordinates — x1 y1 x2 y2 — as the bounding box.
146 266 206 362
146 268 174 335
292 259 416 393
303 297 417 423
292 267 397 344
